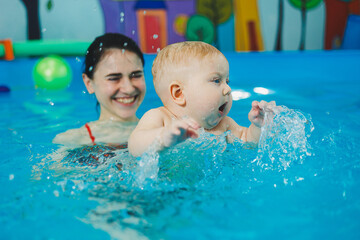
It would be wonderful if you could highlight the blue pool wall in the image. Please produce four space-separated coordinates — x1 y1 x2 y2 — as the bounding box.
2 50 359 87
1 50 359 115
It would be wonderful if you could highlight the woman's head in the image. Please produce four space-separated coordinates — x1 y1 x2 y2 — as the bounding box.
84 33 144 79
83 33 146 122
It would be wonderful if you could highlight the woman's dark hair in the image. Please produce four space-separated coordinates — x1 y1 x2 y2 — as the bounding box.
84 33 145 79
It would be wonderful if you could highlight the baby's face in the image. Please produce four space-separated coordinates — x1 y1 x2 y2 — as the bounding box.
182 54 232 129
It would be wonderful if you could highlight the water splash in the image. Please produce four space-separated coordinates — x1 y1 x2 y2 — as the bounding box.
131 105 313 190
134 129 229 188
254 105 314 170
134 139 160 189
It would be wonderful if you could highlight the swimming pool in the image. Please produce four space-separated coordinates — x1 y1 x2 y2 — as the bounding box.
1 50 360 239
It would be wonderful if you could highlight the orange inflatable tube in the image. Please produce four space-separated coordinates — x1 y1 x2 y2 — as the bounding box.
0 39 15 61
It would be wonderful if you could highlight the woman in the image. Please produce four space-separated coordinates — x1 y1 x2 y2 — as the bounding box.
53 33 146 147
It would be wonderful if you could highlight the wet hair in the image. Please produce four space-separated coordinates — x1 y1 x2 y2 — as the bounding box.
84 33 144 79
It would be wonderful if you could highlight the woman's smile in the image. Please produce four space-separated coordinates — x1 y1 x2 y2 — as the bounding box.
114 95 138 105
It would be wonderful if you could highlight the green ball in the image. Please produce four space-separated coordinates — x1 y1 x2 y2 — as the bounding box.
33 55 72 90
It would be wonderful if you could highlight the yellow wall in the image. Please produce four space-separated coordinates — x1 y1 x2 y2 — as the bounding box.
234 0 264 51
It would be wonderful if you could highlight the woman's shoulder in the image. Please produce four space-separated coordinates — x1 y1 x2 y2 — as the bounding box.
52 124 91 145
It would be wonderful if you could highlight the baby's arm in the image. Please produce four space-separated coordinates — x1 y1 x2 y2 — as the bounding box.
128 109 199 157
227 100 276 143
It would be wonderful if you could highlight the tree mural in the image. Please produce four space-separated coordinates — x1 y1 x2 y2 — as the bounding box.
20 0 41 40
46 0 53 11
174 15 189 36
275 0 284 50
288 0 322 50
186 14 215 44
196 0 232 48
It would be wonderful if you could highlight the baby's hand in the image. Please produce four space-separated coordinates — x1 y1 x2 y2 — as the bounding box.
248 100 276 128
161 117 200 148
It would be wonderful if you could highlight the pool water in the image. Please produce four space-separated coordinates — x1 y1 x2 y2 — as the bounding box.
1 51 360 239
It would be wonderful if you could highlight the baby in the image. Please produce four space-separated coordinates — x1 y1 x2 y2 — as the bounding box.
128 41 275 156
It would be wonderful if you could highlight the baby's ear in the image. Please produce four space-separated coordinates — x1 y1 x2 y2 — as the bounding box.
170 81 185 106
82 73 95 94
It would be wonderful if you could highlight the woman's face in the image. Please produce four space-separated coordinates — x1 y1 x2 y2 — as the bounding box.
83 49 146 122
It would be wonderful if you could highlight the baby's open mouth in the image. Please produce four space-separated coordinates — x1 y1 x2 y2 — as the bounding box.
219 102 227 114
114 95 138 104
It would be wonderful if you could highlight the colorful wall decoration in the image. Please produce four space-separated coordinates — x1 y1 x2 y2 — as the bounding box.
135 2 168 53
324 0 360 49
0 0 359 53
234 0 264 51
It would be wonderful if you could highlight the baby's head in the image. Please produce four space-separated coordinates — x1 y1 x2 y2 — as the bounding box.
152 41 226 101
152 41 232 129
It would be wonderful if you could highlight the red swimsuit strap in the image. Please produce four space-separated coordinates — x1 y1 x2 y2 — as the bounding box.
84 123 96 144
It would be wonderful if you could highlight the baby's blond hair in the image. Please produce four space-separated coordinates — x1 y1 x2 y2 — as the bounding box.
152 41 223 102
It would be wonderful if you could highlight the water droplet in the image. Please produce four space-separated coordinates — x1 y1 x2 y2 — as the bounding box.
120 17 124 23
53 190 59 197
143 10 146 14
283 178 288 185
49 101 54 106
42 28 47 33
120 12 125 17
89 66 93 72
122 49 125 54
75 57 81 62
295 177 304 182
123 42 128 47
153 34 158 39
9 174 14 181
132 30 135 35
157 48 161 53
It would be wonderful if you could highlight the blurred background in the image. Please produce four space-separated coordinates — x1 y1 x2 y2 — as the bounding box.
1 0 359 53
